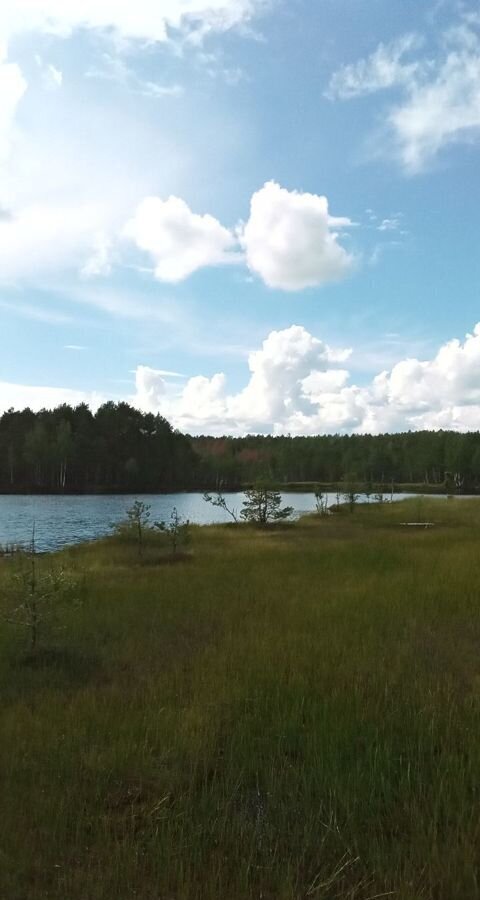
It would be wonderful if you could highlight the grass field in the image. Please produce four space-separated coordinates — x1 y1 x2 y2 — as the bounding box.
1 497 480 899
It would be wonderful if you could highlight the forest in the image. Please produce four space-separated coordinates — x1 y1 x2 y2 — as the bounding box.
0 403 200 492
1 402 480 492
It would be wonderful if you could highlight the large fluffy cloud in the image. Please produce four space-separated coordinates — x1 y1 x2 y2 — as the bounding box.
135 367 229 433
228 326 351 426
132 323 480 435
123 195 237 282
239 182 354 290
328 18 480 172
6 323 480 435
367 324 480 430
134 325 354 433
121 182 355 289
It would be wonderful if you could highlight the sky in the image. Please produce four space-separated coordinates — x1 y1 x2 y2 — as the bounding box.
1 0 480 435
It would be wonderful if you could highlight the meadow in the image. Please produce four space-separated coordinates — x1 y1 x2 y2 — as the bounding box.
1 497 480 900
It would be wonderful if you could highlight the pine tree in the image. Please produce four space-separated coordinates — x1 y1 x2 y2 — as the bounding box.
240 484 293 525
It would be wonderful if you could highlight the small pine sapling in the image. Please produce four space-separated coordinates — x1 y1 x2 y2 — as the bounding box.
155 507 191 556
2 525 81 652
125 499 151 557
203 490 239 523
314 487 329 516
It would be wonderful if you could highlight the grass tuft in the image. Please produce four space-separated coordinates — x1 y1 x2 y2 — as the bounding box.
1 499 480 898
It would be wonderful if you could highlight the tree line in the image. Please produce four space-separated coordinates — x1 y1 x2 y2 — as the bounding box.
1 402 480 493
0 403 200 492
192 430 480 492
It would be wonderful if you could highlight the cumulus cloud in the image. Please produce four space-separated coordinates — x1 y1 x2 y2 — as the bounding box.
123 195 238 282
122 183 355 289
132 323 480 436
328 18 480 172
368 324 480 429
133 324 354 433
6 324 480 434
239 182 354 291
228 325 350 425
135 366 228 425
135 365 168 411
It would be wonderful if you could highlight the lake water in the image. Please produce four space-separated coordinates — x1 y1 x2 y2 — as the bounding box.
0 491 449 552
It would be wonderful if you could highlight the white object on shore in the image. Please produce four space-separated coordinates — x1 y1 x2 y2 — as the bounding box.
400 522 435 528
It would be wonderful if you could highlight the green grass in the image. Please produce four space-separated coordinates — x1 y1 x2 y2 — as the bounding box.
1 498 480 899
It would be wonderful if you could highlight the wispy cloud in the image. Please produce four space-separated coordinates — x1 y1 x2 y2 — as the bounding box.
85 53 184 100
0 298 77 326
326 33 425 100
327 16 480 172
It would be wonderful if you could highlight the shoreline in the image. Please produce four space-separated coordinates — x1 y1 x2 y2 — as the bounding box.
0 483 474 497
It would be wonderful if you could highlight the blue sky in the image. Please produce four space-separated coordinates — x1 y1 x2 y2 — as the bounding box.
1 0 480 434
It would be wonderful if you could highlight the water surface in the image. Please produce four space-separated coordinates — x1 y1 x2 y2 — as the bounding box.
0 491 449 552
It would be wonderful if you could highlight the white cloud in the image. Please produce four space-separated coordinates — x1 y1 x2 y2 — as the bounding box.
181 373 228 419
0 45 27 163
0 381 103 414
239 181 354 291
133 324 354 433
35 56 63 89
327 33 424 100
301 368 350 396
0 204 113 283
0 3 270 289
123 195 238 282
134 365 168 411
378 217 400 232
135 366 228 426
47 64 63 87
328 18 480 172
81 232 113 278
85 53 183 99
6 323 480 434
123 182 355 289
390 23 480 172
369 324 480 421
132 323 480 436
228 325 349 425
0 1 268 49
0 98 190 285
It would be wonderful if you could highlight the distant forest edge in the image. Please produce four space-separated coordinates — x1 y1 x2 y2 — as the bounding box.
1 402 480 494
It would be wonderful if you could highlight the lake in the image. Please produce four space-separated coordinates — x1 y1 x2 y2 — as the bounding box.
0 491 446 552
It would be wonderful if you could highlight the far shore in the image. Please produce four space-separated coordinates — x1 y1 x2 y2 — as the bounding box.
0 482 475 496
